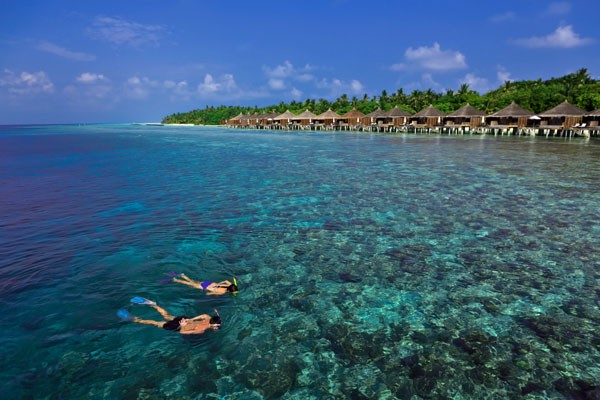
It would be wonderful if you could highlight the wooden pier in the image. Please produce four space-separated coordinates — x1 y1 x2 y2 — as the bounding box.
225 102 600 138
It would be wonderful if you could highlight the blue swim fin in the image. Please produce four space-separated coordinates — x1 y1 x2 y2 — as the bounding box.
130 296 156 306
117 309 133 321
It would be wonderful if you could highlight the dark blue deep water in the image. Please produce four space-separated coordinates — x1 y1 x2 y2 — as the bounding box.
0 124 599 399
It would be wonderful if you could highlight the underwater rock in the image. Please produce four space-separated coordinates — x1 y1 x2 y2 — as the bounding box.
338 271 361 283
288 295 314 313
56 351 90 381
238 353 299 398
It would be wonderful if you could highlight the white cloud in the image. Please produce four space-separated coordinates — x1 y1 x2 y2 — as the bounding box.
88 16 166 47
391 42 467 71
350 80 364 93
264 61 295 79
516 25 593 48
198 74 221 94
197 73 239 96
268 78 285 90
490 11 516 23
37 41 95 61
545 1 571 16
76 72 107 84
290 87 302 99
460 73 491 93
0 69 54 95
497 65 512 83
422 73 440 89
262 61 315 90
124 76 160 99
314 77 365 97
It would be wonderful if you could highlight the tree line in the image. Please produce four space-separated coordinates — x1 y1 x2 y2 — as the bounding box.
162 69 600 125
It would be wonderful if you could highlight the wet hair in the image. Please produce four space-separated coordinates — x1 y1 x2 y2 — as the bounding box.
209 315 222 325
226 284 238 293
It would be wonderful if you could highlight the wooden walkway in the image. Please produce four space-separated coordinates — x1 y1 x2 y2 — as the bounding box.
225 123 600 138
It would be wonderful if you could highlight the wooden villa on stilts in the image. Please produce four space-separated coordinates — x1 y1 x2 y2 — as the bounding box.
377 106 412 132
223 99 596 137
362 108 386 131
314 109 342 130
409 104 445 132
537 100 586 137
272 110 296 130
339 108 365 131
443 103 486 134
579 109 600 137
291 110 318 130
485 102 533 135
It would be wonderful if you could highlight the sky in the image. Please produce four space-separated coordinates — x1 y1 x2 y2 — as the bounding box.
1 0 598 124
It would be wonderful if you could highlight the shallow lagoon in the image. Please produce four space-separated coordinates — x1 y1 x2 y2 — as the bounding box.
0 125 598 399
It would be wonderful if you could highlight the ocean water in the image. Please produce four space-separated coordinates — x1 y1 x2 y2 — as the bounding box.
0 124 598 399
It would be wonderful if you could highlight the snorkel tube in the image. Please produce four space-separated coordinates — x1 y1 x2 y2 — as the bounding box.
230 276 239 295
211 308 222 328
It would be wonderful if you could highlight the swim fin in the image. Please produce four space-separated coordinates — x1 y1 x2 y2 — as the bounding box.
117 309 133 321
130 296 156 306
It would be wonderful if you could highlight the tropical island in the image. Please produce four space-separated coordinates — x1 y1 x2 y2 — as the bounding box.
163 69 599 125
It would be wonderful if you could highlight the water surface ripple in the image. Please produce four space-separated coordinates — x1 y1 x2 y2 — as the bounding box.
0 125 599 399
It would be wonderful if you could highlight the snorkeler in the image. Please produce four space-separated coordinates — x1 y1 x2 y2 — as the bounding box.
117 297 222 335
166 273 239 295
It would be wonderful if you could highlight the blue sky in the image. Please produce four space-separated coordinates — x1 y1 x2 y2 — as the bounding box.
1 0 598 124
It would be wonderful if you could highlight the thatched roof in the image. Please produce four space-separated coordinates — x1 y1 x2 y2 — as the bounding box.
413 104 445 117
489 102 533 117
447 103 486 118
293 110 318 120
539 100 586 117
273 110 296 120
315 109 341 119
586 108 600 117
341 108 365 118
365 108 386 118
384 106 412 118
262 112 280 120
228 112 244 122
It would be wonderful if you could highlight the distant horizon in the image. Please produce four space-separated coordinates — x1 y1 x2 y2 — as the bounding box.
2 0 598 124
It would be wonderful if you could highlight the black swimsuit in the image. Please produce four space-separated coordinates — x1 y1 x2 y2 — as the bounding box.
163 316 189 331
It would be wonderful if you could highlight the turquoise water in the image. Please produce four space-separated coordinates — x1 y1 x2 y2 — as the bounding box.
0 124 598 399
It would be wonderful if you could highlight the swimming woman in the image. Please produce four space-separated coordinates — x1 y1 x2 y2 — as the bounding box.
169 273 238 295
118 297 222 335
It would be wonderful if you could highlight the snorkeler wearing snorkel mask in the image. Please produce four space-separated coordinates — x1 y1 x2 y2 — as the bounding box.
168 273 239 296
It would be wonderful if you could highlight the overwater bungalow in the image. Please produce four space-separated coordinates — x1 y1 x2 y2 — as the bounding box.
486 102 533 128
362 108 386 129
444 103 486 128
579 109 600 136
227 112 244 126
538 100 586 129
291 110 318 129
583 108 600 127
339 108 365 130
258 111 279 128
380 106 412 129
410 104 445 127
272 110 296 129
314 109 342 129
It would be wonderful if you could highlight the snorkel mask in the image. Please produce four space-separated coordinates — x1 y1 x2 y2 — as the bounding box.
211 309 222 329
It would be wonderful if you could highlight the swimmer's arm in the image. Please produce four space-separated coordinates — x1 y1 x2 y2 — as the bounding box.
215 280 232 287
190 314 210 321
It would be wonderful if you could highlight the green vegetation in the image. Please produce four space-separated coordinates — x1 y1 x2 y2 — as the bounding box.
162 69 600 125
